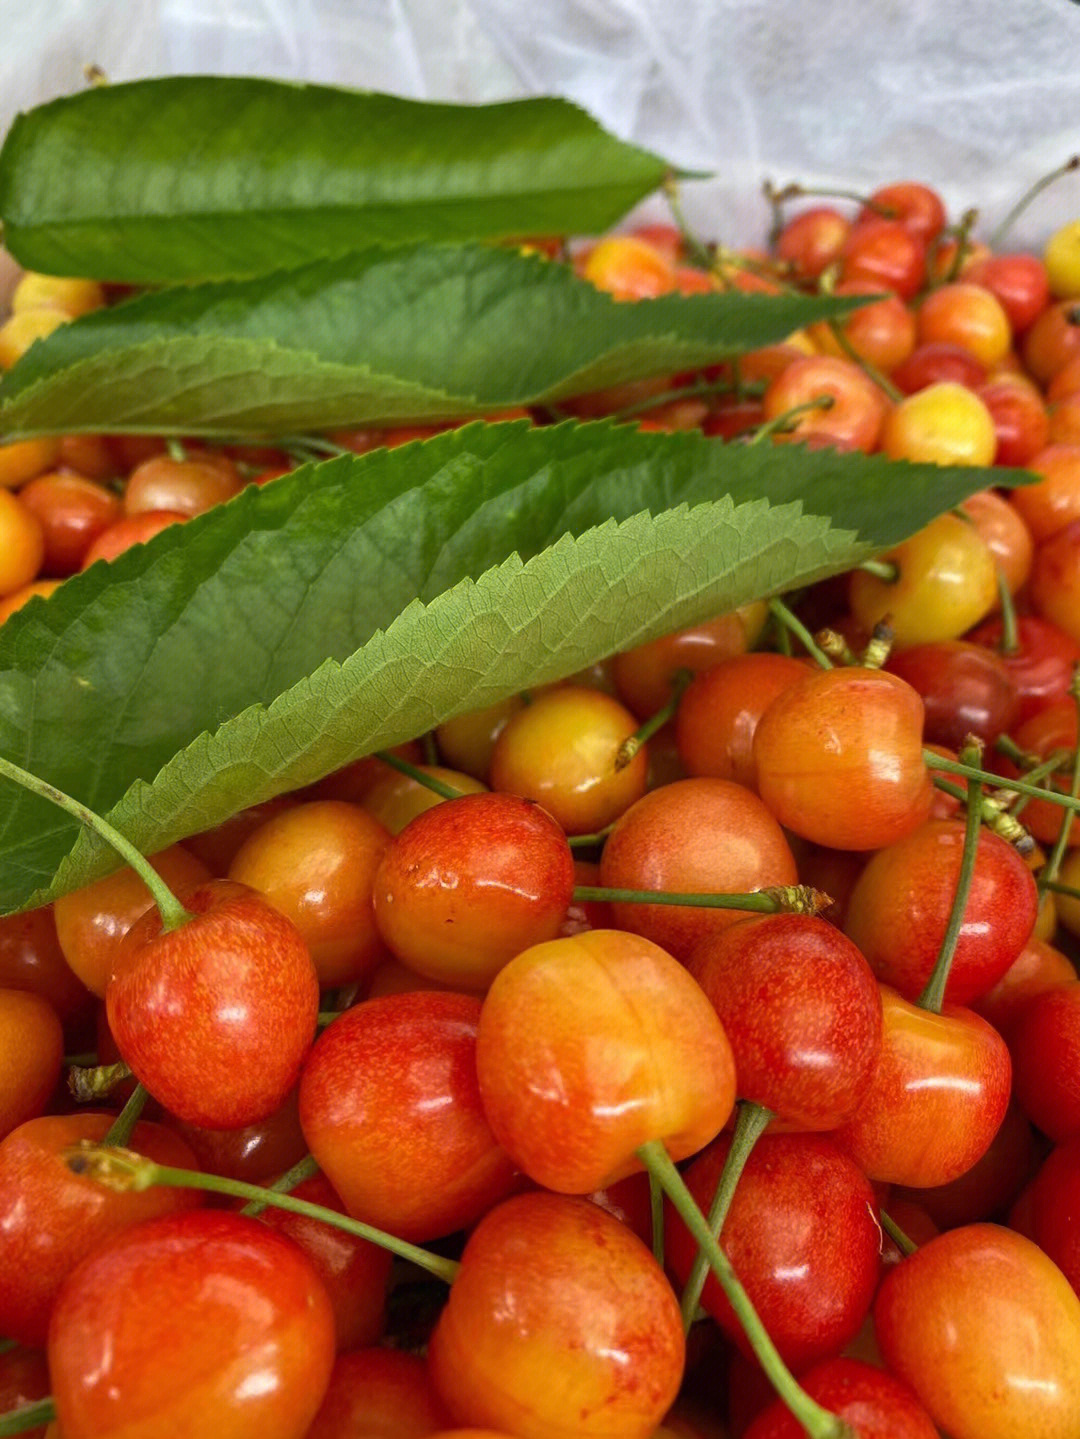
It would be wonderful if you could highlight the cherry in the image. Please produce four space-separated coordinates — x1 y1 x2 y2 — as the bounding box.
227 799 391 987
859 181 946 245
885 639 1021 749
761 355 888 453
0 308 67 369
875 1224 1080 1439
17 472 122 576
0 906 91 1027
753 667 933 851
611 603 768 721
79 509 187 567
11 272 104 318
1010 443 1080 542
742 1357 938 1439
579 234 678 300
774 206 851 281
959 489 1035 600
1025 1136 1080 1299
122 453 243 518
973 373 1049 467
831 986 1011 1187
0 1345 50 1439
1009 982 1080 1141
597 778 798 959
299 991 518 1241
371 792 574 989
0 436 61 490
427 1191 685 1438
974 934 1078 1038
995 695 1080 847
1022 298 1080 385
167 1084 308 1185
48 1209 336 1439
838 218 927 300
674 652 809 790
55 432 119 481
362 762 487 834
806 281 916 375
107 878 320 1129
475 928 735 1193
891 341 987 394
435 695 528 782
0 1111 201 1345
0 989 62 1140
686 914 882 1129
879 380 997 467
183 794 299 873
916 281 1012 369
966 251 1051 332
894 1101 1038 1231
0 490 44 598
666 1133 881 1372
489 685 648 835
305 1348 453 1439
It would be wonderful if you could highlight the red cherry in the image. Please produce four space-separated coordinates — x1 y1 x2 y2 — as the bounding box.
305 1348 453 1439
743 1356 938 1439
885 639 1020 750
967 614 1080 724
1009 982 1080 1141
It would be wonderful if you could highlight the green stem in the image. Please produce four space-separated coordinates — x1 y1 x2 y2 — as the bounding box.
880 1209 918 1258
989 155 1080 251
373 751 463 800
0 1398 56 1437
240 1153 320 1217
68 1059 133 1104
277 434 355 458
768 598 833 670
663 174 717 271
1038 668 1080 894
567 825 617 851
930 775 1034 854
421 730 439 766
917 742 984 1013
924 749 1080 815
1043 879 1080 903
748 395 835 446
857 558 900 582
64 1147 460 1285
572 885 829 915
636 1141 852 1439
996 571 1020 656
0 754 192 933
611 377 761 424
616 669 692 771
165 437 188 463
679 1101 773 1330
650 1171 665 1268
103 1082 148 1147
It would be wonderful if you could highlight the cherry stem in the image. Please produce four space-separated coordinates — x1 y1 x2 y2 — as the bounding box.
925 748 1080 815
165 437 188 463
1044 878 1080 903
372 751 463 800
880 1209 919 1257
1038 667 1080 894
572 884 831 915
63 1050 97 1067
856 558 900 583
918 739 984 1013
934 208 980 287
860 619 895 670
0 1398 56 1437
679 1100 773 1331
240 1152 320 1217
636 1140 852 1439
616 668 693 771
768 598 833 669
995 570 1020 656
816 628 858 666
421 730 439 766
0 754 192 934
748 395 835 445
103 1082 148 1148
930 775 1034 854
611 377 764 424
68 1059 132 1104
663 174 717 271
649 1171 665 1268
62 1145 461 1286
989 155 1080 251
567 823 617 851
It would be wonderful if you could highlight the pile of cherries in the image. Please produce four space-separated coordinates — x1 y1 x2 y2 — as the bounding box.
4 178 1080 1439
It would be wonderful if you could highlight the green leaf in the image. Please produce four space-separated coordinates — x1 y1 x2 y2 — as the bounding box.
0 78 674 283
0 245 865 439
0 420 1019 913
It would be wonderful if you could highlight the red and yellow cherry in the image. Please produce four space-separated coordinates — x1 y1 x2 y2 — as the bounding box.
53 843 211 996
891 340 986 394
975 374 1049 467
879 381 997 467
848 510 998 645
974 936 1078 1039
122 453 243 518
611 603 768 720
598 778 798 959
0 988 62 1140
916 282 1012 369
80 509 187 567
17 471 122 576
753 667 933 851
686 914 882 1129
1025 1136 1080 1299
1009 982 1080 1142
1022 299 1080 385
309 738 424 806
774 206 851 281
885 639 1020 749
579 235 678 300
107 879 319 1129
167 1084 308 1185
875 1223 1080 1439
299 991 517 1241
831 986 1011 1187
839 218 926 300
843 819 1037 1004
0 905 91 1026
807 281 917 375
0 436 60 490
1010 443 1080 542
227 799 391 987
959 486 1035 594
968 614 1080 725
489 685 648 835
967 251 1051 333
428 1191 685 1438
48 1209 336 1439
761 354 889 453
0 1111 201 1345
305 1348 454 1439
435 695 528 782
860 181 946 245
996 697 1080 846
183 795 299 874
674 651 808 791
742 1356 938 1439
666 1133 881 1372
895 1101 1038 1231
476 928 735 1193
371 792 574 989
0 489 45 598
362 762 487 834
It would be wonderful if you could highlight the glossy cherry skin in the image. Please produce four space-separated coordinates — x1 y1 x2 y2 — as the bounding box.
428 1191 685 1439
774 205 850 281
843 820 1038 1005
976 375 1050 467
1026 1137 1080 1298
839 218 926 301
891 340 987 394
168 1084 308 1185
875 1224 1080 1439
967 251 1050 333
667 1133 881 1372
304 1348 454 1439
761 355 889 453
832 986 1011 1187
895 1101 1038 1231
885 639 1020 749
686 914 882 1129
0 905 92 1026
598 778 798 961
300 991 517 1241
995 697 1080 848
362 763 487 834
48 1209 336 1439
742 1357 938 1439
674 652 808 791
107 879 319 1129
1031 518 1080 646
123 453 243 518
53 844 212 997
753 667 933 851
0 989 62 1140
476 929 735 1193
974 935 1078 1039
967 614 1080 723
0 1111 201 1345
228 799 391 987
372 793 574 989
611 604 767 720
861 181 946 245
1009 982 1080 1141
255 1170 392 1351
80 509 186 567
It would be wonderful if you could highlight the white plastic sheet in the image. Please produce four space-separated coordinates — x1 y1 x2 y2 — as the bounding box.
2 0 1080 248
